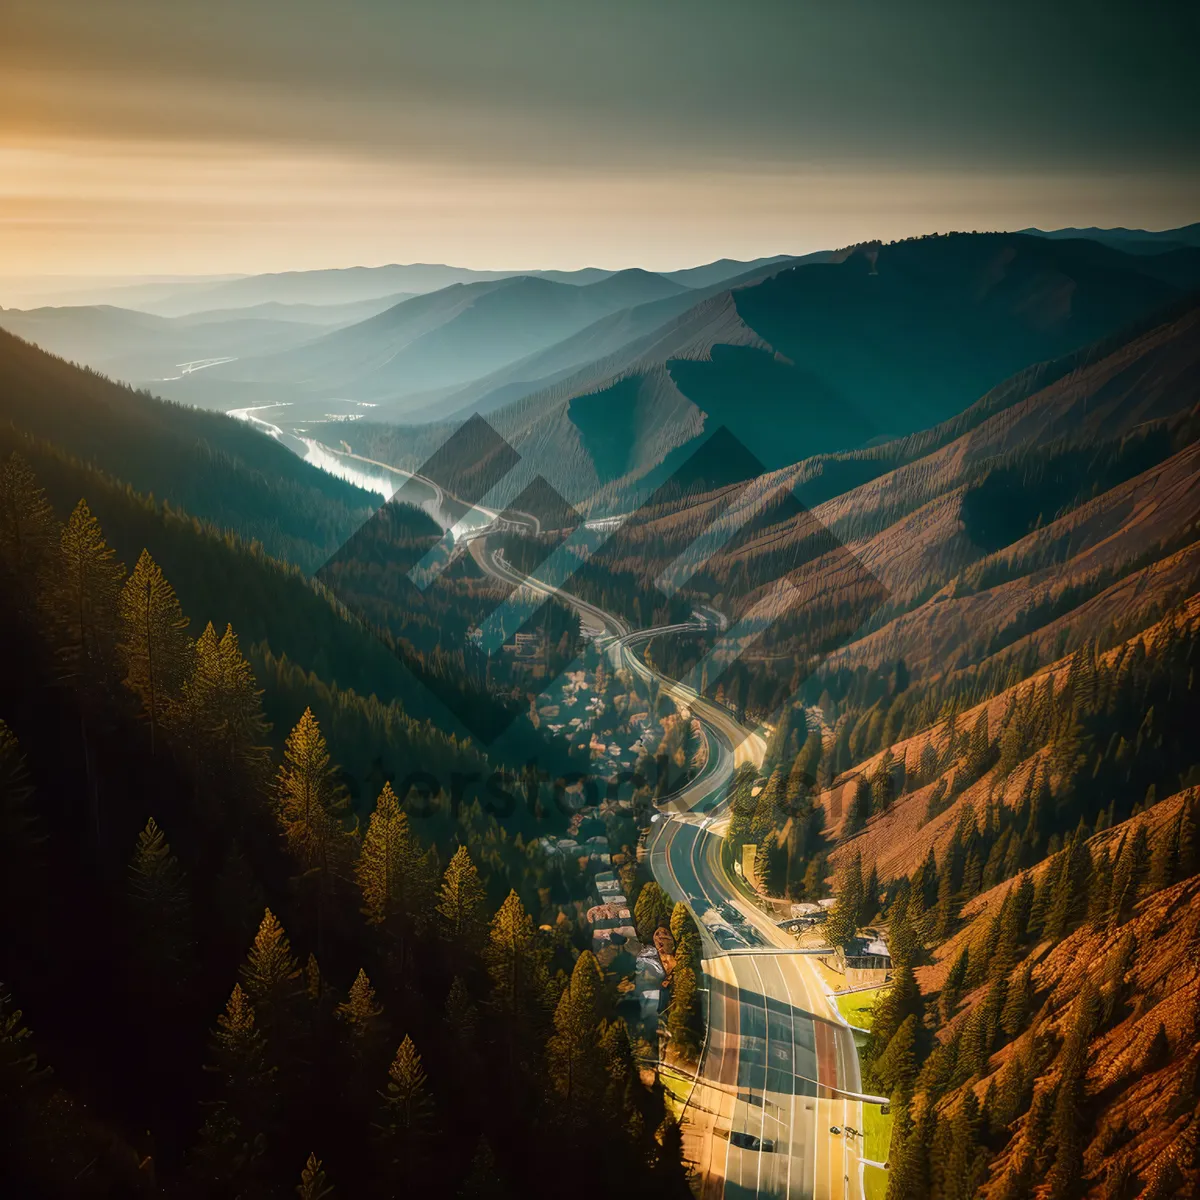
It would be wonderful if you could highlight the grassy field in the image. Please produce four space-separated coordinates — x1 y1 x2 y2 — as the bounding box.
836 986 894 1173
864 1163 889 1200
863 1097 891 1164
835 986 889 1029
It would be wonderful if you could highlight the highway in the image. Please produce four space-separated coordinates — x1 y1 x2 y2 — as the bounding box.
470 532 875 1199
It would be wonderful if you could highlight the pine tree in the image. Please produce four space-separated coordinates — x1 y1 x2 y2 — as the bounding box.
205 983 274 1115
887 1104 933 1200
992 1052 1032 1131
965 709 991 779
119 548 189 755
1088 846 1114 927
1108 831 1144 930
1178 793 1198 878
725 763 758 847
187 623 271 798
824 852 863 950
753 834 778 894
1045 979 1100 1198
667 963 702 1062
484 890 545 1020
991 875 1033 982
844 775 871 834
295 1152 334 1199
193 983 275 1190
0 452 58 602
939 946 970 1024
860 863 880 927
335 969 384 1057
916 1032 961 1103
436 845 487 951
240 909 302 1036
180 622 222 773
55 496 115 647
547 950 605 1112
633 881 672 943
801 852 829 902
869 962 923 1061
872 752 897 813
1000 960 1035 1037
669 902 701 967
748 764 785 845
357 780 434 971
942 1088 988 1200
375 1036 434 1169
279 709 351 954
127 816 191 975
600 1019 644 1141
932 858 957 941
55 500 124 835
991 1148 1035 1200
872 1012 918 1096
1045 829 1092 941
1148 815 1181 891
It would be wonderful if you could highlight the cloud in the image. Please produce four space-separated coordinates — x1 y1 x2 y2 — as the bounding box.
5 1 1198 172
2 1 1197 274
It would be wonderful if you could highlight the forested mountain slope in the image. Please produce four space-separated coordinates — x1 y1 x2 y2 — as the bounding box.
0 349 684 1197
688 300 1200 1199
637 299 1200 717
0 328 377 571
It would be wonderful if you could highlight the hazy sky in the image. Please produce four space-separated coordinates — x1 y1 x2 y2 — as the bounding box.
3 0 1198 276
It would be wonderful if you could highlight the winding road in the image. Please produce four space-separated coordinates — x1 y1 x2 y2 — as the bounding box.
470 532 878 1199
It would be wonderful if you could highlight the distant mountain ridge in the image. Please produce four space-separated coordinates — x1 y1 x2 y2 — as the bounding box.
0 303 323 382
1021 220 1200 254
335 231 1200 515
198 268 695 405
71 253 796 317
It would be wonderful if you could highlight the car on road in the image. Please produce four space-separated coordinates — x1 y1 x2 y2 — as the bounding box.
730 1132 776 1153
829 1126 842 1135
711 926 744 950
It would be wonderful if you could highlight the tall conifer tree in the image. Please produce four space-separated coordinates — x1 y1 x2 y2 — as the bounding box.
119 548 189 755
436 845 487 951
279 709 350 953
547 950 605 1112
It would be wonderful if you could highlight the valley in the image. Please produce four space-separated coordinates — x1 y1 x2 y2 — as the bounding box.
1 224 1198 1200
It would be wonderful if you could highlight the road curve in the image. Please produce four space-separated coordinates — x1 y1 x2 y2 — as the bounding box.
469 530 872 1198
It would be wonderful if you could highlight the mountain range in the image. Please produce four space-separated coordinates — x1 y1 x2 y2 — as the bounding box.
2 219 1199 1199
326 231 1200 513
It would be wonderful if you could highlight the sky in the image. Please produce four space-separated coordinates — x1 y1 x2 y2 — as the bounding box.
3 0 1198 277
